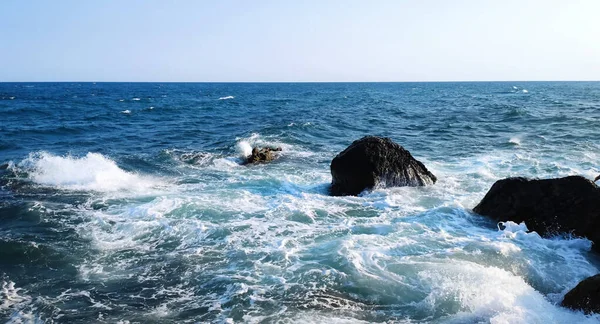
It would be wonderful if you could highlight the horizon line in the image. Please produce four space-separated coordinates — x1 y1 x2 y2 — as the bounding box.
1 80 600 83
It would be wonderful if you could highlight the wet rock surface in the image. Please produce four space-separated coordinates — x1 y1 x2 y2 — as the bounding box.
330 136 437 196
562 274 600 314
474 176 600 250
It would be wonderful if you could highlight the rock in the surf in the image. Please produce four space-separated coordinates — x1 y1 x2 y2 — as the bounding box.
561 274 600 314
330 136 437 196
473 176 600 250
244 147 282 164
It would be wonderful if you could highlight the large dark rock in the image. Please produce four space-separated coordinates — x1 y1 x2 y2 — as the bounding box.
473 176 600 250
330 136 437 196
562 274 600 314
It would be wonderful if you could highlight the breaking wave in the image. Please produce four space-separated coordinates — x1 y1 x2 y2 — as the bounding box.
16 152 163 192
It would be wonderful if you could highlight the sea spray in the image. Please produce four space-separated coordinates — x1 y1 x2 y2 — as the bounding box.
17 152 162 192
237 141 253 158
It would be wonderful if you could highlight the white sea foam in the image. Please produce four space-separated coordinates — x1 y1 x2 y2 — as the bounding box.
0 281 31 311
235 133 314 158
237 141 253 158
219 96 235 100
522 89 529 93
509 137 521 146
69 161 600 323
22 130 600 322
18 152 162 192
0 280 40 324
132 98 141 101
121 110 131 114
419 262 599 324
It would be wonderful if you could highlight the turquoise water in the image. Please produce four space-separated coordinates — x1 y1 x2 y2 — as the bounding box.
1 82 600 323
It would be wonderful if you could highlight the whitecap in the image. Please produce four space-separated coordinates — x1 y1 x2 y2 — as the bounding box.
0 281 31 310
121 110 131 114
419 262 599 324
211 157 243 170
18 152 163 193
522 89 529 93
218 96 235 100
132 98 141 101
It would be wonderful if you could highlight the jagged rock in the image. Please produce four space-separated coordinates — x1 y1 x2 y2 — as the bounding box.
473 176 600 250
562 274 600 314
330 136 436 196
244 147 282 164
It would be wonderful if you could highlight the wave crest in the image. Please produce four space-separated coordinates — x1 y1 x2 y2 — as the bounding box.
18 152 161 192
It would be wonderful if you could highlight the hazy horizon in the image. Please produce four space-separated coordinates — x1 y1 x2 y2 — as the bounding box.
2 80 600 84
2 0 599 82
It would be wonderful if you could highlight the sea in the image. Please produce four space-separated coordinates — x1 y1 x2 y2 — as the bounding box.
1 82 600 323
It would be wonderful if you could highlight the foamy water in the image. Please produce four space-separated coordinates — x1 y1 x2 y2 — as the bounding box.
1 82 600 323
16 152 164 193
7 137 599 323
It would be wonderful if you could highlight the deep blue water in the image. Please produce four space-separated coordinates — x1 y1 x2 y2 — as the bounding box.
1 82 600 323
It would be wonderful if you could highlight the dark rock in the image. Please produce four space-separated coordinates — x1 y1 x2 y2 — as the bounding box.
595 175 600 182
243 147 282 164
330 136 437 196
473 176 600 250
562 274 600 314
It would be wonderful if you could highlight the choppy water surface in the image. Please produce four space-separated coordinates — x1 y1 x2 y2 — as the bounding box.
1 82 600 323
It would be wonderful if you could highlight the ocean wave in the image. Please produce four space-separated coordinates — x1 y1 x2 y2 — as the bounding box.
3 82 600 322
218 96 235 100
0 281 31 311
509 136 522 146
35 156 600 322
419 261 597 323
0 280 40 323
15 152 164 193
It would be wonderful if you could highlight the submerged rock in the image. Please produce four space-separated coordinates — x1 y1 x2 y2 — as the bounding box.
330 136 436 196
473 176 600 250
243 147 282 164
562 274 600 314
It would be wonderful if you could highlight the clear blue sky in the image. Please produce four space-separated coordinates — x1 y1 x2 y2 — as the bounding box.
1 0 599 82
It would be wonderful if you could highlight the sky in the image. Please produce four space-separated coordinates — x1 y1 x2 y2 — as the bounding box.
1 0 599 82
